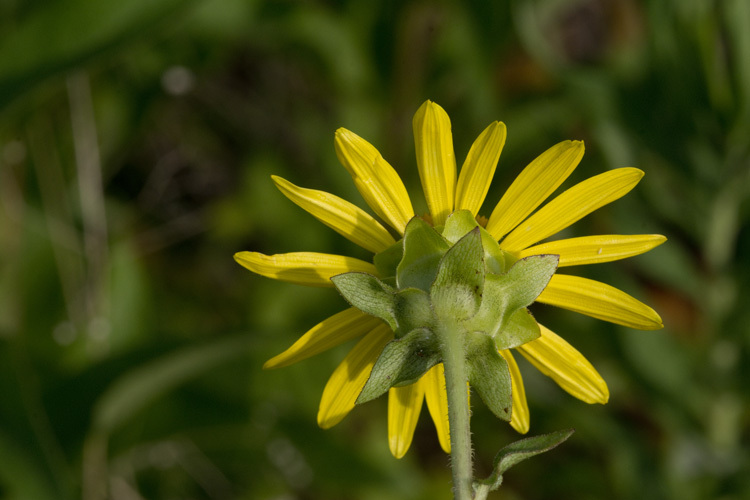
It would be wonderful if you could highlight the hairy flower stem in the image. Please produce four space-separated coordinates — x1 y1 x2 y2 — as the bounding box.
436 320 473 500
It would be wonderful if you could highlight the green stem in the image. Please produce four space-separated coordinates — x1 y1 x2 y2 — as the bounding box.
473 482 492 500
436 320 473 500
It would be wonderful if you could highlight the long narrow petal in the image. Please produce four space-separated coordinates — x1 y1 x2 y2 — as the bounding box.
272 175 396 254
517 323 609 404
413 100 456 226
424 364 451 453
537 274 663 330
454 121 507 216
499 350 529 434
388 380 426 458
335 128 414 234
499 168 644 253
486 141 584 241
234 251 377 287
317 324 393 429
263 308 382 369
518 234 667 267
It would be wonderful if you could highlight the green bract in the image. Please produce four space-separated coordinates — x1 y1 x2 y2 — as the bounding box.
331 210 559 421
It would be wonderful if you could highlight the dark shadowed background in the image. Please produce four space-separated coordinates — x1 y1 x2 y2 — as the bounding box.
0 1 748 499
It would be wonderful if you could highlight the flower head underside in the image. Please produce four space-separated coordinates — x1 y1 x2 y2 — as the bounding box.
235 100 664 458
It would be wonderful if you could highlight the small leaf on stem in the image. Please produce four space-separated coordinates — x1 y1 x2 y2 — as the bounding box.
474 428 575 495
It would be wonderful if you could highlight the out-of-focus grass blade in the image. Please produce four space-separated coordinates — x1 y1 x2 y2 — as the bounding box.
726 0 750 130
0 430 58 500
92 335 253 433
0 0 195 110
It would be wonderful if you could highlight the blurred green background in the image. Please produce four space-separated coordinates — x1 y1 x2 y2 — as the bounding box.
1 0 748 499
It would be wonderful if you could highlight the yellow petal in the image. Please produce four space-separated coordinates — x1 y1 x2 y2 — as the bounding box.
518 234 667 267
499 350 529 434
486 141 584 241
388 380 426 459
454 121 507 216
412 100 456 226
317 324 393 429
499 168 644 253
233 251 377 287
517 323 609 404
334 128 414 234
423 363 451 453
537 274 663 330
272 175 396 254
263 308 382 369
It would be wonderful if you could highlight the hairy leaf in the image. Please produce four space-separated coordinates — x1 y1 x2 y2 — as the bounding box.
331 272 398 330
431 227 485 320
357 328 440 404
466 332 512 421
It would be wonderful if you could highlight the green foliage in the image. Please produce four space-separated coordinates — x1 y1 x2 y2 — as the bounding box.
0 0 195 111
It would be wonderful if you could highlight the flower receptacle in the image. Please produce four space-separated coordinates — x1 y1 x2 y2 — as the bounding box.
331 211 559 420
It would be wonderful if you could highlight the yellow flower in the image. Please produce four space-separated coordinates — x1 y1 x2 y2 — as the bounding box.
235 100 665 459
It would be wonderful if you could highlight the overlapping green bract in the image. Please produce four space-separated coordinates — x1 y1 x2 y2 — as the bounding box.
355 328 440 404
331 210 559 418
